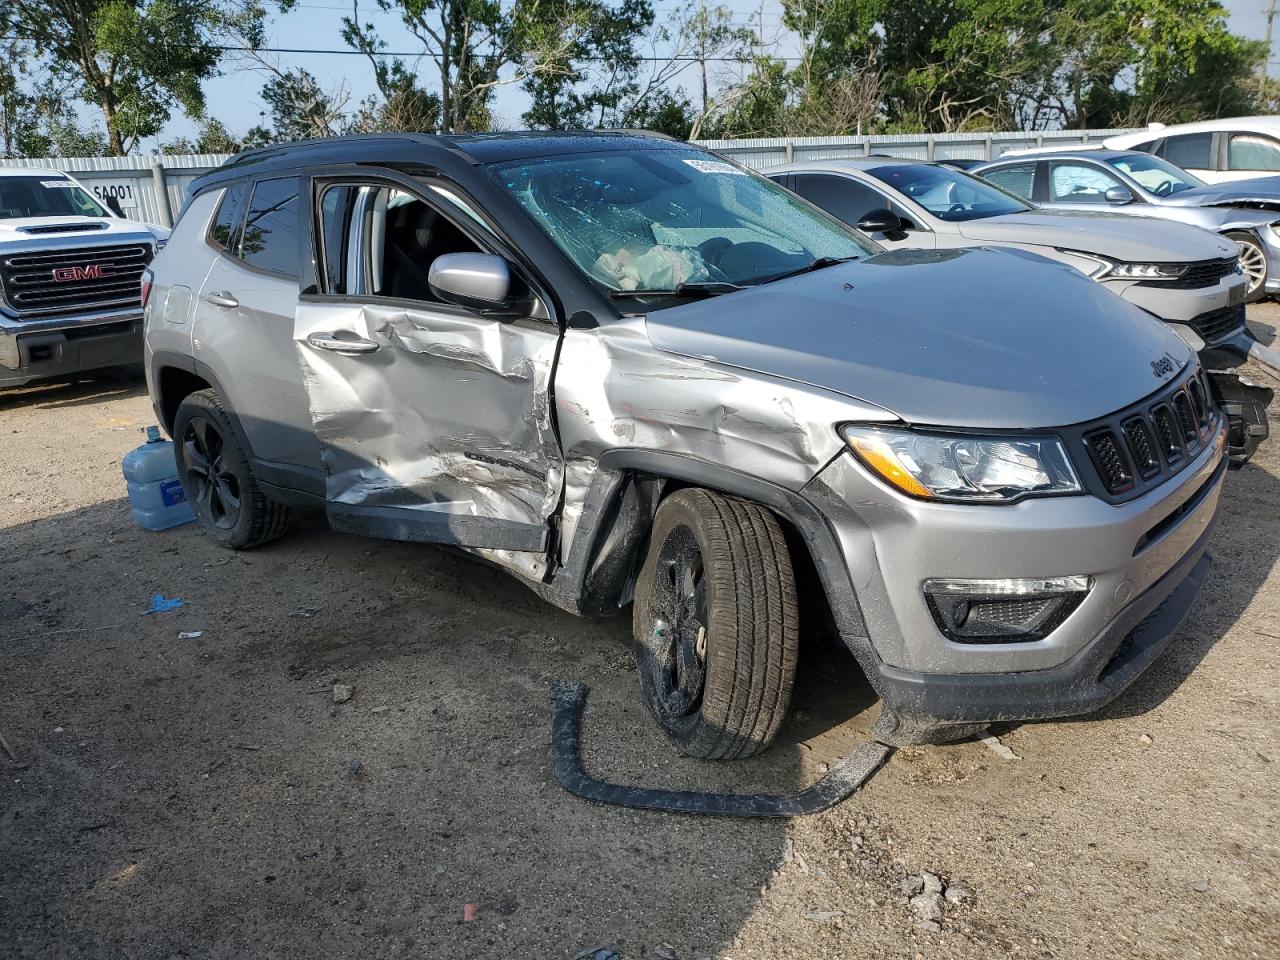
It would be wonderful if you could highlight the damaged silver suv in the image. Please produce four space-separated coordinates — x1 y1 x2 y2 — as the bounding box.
144 133 1228 756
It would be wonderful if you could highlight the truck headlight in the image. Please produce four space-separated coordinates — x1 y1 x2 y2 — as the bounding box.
841 425 1082 503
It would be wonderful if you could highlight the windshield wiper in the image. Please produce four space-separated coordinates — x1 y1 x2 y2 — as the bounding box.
755 255 860 285
610 281 745 300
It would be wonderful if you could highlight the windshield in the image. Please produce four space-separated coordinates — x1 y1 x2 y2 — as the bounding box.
491 148 876 299
0 175 109 219
1106 154 1204 195
864 164 1032 221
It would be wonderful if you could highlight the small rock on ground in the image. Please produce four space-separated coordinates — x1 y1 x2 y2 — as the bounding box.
332 684 353 704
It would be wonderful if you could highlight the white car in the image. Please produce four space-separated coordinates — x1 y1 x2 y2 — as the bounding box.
0 167 169 388
1000 117 1280 185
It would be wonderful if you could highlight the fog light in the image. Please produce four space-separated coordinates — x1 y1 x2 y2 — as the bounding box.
923 576 1091 643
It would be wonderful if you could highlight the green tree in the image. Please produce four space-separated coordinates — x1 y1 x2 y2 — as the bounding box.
3 0 276 155
519 0 654 129
344 0 627 132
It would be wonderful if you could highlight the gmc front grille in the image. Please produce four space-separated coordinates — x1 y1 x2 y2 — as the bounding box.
0 243 152 319
1074 367 1221 502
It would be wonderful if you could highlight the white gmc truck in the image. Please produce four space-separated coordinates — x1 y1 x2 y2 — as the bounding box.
0 167 169 389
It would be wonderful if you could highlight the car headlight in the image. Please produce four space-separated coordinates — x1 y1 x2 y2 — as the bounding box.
841 425 1082 503
1104 261 1188 281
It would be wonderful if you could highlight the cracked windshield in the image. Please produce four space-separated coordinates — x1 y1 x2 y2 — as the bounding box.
493 148 876 300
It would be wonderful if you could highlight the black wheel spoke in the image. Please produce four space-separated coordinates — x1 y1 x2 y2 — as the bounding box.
183 414 241 530
184 438 209 478
642 524 709 720
216 476 240 511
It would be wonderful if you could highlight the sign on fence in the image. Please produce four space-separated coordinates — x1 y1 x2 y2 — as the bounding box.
88 179 140 210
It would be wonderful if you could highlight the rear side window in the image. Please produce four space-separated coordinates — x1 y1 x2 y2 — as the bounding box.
981 163 1035 199
1160 132 1212 169
1227 133 1280 172
209 183 247 251
241 177 301 277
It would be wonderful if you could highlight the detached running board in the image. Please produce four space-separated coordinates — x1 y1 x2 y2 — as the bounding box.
549 681 891 818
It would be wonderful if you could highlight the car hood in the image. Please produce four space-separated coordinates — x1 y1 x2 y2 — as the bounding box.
644 247 1193 430
1160 179 1280 212
0 215 166 244
954 210 1235 260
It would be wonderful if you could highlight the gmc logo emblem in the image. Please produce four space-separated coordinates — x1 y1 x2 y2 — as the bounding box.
52 264 115 282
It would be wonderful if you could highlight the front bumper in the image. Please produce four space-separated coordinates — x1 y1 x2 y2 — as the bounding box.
1108 272 1245 326
0 307 143 388
803 417 1228 724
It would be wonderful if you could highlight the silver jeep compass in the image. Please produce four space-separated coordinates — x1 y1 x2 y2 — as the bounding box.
143 132 1228 756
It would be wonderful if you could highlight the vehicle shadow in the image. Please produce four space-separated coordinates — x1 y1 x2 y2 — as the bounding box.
0 496 842 960
0 366 147 413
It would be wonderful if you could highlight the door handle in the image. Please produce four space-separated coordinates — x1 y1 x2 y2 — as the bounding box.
308 332 380 354
204 292 239 309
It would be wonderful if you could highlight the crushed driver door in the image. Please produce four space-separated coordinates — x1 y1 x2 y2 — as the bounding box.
293 174 564 565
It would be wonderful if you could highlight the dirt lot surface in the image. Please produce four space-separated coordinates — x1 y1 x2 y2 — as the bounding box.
3 309 1279 960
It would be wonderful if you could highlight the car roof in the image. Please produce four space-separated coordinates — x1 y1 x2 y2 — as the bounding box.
764 157 930 175
190 130 683 194
1107 116 1280 142
982 149 1141 165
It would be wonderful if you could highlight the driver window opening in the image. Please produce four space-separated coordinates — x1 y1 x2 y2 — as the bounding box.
318 183 484 303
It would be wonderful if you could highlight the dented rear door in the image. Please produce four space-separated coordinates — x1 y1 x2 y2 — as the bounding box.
294 177 564 555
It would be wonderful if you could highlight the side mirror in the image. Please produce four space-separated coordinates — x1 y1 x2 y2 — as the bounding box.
428 253 512 311
856 208 905 234
1104 186 1134 205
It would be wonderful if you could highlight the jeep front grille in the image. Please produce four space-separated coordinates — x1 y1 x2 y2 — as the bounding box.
0 243 152 318
1073 367 1221 502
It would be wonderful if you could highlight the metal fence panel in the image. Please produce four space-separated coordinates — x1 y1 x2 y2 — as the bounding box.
4 129 1132 226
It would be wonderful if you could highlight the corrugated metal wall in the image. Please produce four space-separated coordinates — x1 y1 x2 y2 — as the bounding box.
3 129 1130 226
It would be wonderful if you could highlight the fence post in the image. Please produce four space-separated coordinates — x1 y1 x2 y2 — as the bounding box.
1035 133 1044 148
983 135 993 160
862 137 871 157
785 141 795 163
150 158 173 228
926 135 935 161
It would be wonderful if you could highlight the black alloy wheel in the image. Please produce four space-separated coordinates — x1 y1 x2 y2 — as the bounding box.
183 415 241 530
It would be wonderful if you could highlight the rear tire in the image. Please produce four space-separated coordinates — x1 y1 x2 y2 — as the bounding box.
632 489 799 760
1226 230 1268 301
173 389 290 550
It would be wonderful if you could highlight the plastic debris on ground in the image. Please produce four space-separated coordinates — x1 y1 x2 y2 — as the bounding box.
145 594 184 615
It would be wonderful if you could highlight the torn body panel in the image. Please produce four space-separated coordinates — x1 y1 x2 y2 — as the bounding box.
541 315 897 611
294 300 563 554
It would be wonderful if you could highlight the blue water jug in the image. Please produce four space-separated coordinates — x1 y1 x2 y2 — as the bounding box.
123 426 195 531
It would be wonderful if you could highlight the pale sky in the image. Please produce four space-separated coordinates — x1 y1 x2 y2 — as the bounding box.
147 0 1276 150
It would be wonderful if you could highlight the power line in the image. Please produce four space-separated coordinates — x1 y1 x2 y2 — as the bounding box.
0 35 799 61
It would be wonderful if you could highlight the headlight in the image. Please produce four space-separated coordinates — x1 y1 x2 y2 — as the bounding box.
841 425 1082 503
1105 261 1188 281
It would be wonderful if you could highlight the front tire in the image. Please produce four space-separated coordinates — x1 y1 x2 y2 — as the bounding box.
1226 230 1268 301
632 489 799 760
173 389 290 549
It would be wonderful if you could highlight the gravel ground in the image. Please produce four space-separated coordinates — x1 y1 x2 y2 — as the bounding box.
2 308 1278 960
